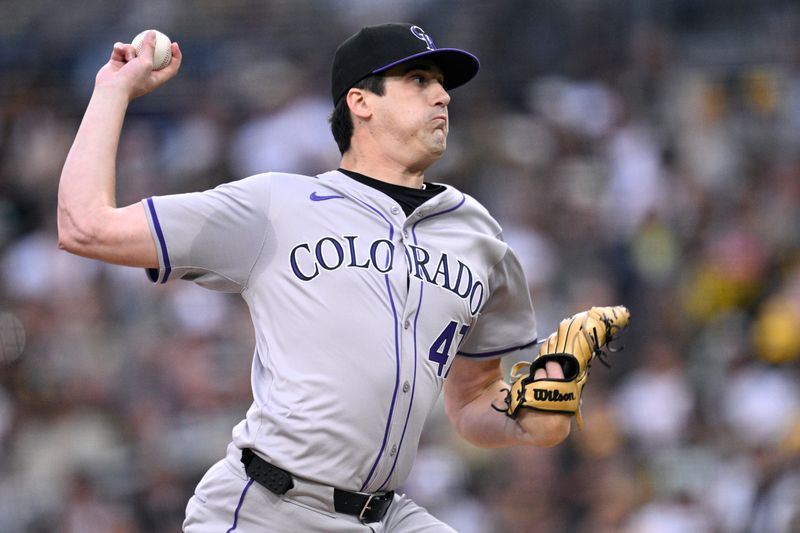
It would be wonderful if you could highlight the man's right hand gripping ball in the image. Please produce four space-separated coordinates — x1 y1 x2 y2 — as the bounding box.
504 306 630 430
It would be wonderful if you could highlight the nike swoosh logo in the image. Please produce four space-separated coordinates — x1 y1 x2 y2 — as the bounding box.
310 192 344 201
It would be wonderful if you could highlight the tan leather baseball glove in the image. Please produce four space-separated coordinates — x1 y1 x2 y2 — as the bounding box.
504 306 630 429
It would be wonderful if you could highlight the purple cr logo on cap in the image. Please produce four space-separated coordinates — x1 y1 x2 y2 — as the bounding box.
410 25 436 51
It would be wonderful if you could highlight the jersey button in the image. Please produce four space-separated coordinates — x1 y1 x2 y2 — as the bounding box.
402 381 410 393
391 206 400 215
404 320 410 329
403 230 409 239
390 445 398 456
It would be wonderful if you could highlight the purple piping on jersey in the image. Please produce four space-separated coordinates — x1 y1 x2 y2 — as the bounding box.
376 195 468 489
145 197 172 283
359 272 399 491
226 478 254 532
364 272 403 491
353 197 400 492
415 192 467 224
458 337 538 358
353 198 395 241
378 269 423 491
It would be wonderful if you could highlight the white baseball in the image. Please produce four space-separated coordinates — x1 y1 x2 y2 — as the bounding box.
131 29 172 70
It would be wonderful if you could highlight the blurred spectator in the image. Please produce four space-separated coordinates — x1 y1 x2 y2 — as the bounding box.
612 337 695 451
228 80 341 178
720 362 800 450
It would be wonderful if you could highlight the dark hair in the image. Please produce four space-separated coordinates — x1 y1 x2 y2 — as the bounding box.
329 75 386 154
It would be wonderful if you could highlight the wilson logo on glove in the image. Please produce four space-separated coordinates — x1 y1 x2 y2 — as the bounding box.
533 388 575 402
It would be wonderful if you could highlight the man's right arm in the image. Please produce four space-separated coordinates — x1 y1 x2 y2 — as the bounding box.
57 31 182 268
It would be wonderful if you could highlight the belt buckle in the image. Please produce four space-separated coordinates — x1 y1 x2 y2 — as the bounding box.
358 494 376 522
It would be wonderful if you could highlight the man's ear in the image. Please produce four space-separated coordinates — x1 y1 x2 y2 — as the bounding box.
346 89 372 120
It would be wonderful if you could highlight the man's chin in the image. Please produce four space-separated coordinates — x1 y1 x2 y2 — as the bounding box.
427 146 445 163
429 137 447 157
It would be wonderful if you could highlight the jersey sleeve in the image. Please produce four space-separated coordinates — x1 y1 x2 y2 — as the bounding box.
141 173 272 292
457 243 537 358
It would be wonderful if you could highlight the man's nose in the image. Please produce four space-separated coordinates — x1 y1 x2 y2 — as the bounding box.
433 83 451 106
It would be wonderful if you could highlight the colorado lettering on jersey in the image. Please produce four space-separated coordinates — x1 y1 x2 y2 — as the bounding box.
405 244 484 315
289 235 484 315
290 235 394 280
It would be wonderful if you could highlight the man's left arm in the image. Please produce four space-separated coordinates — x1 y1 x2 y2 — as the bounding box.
444 356 571 448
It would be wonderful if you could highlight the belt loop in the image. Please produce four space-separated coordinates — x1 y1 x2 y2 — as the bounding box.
241 448 294 495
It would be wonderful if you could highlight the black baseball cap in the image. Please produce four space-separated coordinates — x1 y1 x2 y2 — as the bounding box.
331 23 480 105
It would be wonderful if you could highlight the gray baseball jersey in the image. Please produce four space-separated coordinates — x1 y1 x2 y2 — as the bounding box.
142 169 537 493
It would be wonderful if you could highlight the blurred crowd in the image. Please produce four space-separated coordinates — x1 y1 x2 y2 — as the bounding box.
1 1 799 532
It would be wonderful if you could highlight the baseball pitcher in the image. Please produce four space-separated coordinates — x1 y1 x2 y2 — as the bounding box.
58 23 629 532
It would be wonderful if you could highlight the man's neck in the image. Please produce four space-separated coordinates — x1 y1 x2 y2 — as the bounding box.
339 148 430 190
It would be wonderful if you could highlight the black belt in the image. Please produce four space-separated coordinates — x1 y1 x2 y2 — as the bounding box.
241 448 394 523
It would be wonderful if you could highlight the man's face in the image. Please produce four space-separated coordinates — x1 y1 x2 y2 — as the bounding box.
368 60 451 170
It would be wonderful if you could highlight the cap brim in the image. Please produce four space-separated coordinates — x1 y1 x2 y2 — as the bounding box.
372 48 480 91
